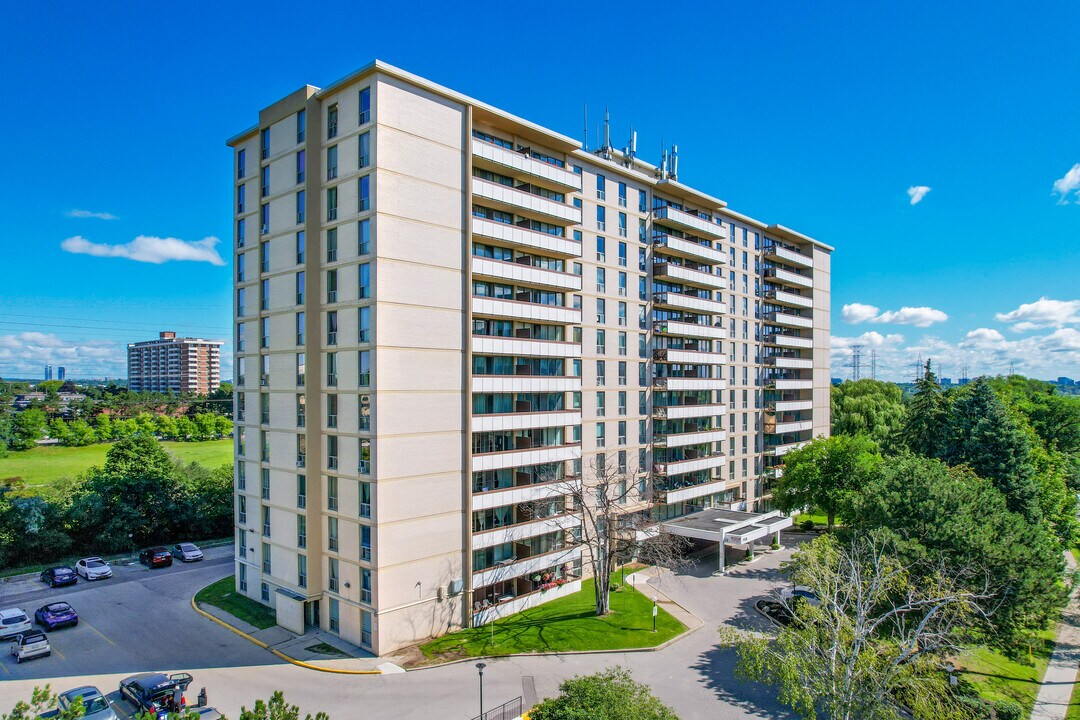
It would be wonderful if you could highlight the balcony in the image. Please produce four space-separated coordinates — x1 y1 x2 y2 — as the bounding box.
765 311 813 329
472 177 581 225
764 334 814 349
471 443 581 472
471 257 582 292
654 428 727 449
471 411 581 433
654 453 727 476
472 513 581 550
653 348 725 365
471 217 582 258
764 244 814 268
651 403 727 421
472 476 579 511
771 399 814 412
471 138 581 190
654 206 724 239
765 288 813 309
653 376 728 391
472 296 582 325
471 335 581 358
653 292 727 315
766 440 809 457
653 320 727 340
473 544 583 589
772 419 814 434
653 263 726 290
765 356 814 369
765 267 814 289
765 378 814 391
658 479 730 504
652 234 726 265
471 375 580 393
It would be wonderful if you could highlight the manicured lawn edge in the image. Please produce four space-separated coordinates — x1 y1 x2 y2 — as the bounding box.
953 629 1056 715
194 575 277 630
0 536 232 580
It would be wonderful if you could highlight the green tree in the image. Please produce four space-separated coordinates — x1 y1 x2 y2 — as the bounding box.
903 361 950 459
238 692 328 720
530 667 679 720
175 415 196 440
214 414 234 437
155 414 179 439
48 418 71 444
194 412 219 440
11 408 47 450
830 379 906 452
2 686 85 720
772 434 882 529
946 378 1040 523
93 413 114 441
66 419 97 446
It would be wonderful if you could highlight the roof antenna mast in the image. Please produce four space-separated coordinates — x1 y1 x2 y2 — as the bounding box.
582 103 588 152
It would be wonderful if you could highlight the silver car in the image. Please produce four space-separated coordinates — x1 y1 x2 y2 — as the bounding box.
0 608 31 640
171 543 204 562
59 686 118 720
10 632 50 663
76 557 113 580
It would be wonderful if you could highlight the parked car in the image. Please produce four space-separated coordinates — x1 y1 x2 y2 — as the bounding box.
59 686 118 720
9 631 50 663
171 543 204 563
75 557 113 580
35 602 79 631
139 547 173 569
0 608 31 640
40 566 78 588
119 673 193 719
780 585 821 608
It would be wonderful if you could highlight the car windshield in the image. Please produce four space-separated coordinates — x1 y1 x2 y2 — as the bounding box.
86 560 106 568
180 544 197 551
84 698 109 714
47 604 71 613
2 616 27 625
23 634 45 644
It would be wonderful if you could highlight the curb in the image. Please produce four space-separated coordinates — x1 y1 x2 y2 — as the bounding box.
189 594 381 675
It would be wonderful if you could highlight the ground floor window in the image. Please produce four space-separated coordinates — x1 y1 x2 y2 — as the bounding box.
361 610 372 647
238 563 247 592
329 598 340 633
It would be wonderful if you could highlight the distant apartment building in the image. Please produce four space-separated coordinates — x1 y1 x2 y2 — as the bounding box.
127 331 223 394
58 366 66 381
44 365 52 381
228 61 832 656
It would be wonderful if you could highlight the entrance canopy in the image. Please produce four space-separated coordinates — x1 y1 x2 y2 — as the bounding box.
661 508 792 573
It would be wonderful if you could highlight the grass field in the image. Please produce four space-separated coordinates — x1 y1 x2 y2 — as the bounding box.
195 575 277 630
418 573 685 664
954 629 1056 715
0 439 233 488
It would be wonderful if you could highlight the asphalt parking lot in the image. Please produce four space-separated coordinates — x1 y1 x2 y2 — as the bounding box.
0 546 277 684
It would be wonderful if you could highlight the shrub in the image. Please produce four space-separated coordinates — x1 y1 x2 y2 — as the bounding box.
993 699 1022 720
800 519 816 531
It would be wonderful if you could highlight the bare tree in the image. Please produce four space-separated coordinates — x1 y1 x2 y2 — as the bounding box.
722 530 994 720
533 455 693 616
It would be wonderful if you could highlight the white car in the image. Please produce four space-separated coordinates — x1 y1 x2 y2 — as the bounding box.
171 543 204 563
780 585 821 608
0 608 31 640
76 557 113 580
10 631 50 663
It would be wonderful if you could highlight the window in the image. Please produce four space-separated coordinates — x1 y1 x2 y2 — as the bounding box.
596 298 606 324
596 173 606 200
639 218 646 242
298 515 308 548
295 311 305 345
327 105 338 138
297 474 307 508
237 149 246 179
639 362 647 387
618 272 627 297
327 351 337 386
326 311 338 345
260 317 269 348
618 332 627 356
358 262 370 298
328 517 339 551
596 236 605 262
618 361 627 385
260 204 269 235
238 495 247 524
236 322 245 352
237 253 245 283
262 506 271 537
296 271 305 305
329 597 340 633
326 144 338 180
237 218 246 247
361 569 372 603
327 187 337 221
261 430 269 461
596 329 606 355
260 394 270 425
638 247 646 272
618 212 627 237
261 128 270 159
358 175 370 212
618 391 627 415
618 302 627 326
618 421 626 445
596 392 606 417
618 181 627 207
296 393 306 428
359 87 371 125
296 352 305 386
296 150 305 184
296 109 305 143
297 433 306 467
596 423 606 448
358 219 371 255
358 394 371 431
359 350 371 386
596 360 606 386
596 268 606 293
262 542 271 575
326 394 338 429
261 166 269 197
360 525 372 562
296 230 305 264
296 190 305 223
359 481 371 517
358 132 370 168
327 436 338 470
260 241 269 273
639 191 647 213
358 306 370 342
326 227 337 262
326 269 338 303
638 276 646 301
329 558 339 593
618 242 627 267
297 554 307 588
597 205 606 231
359 438 372 475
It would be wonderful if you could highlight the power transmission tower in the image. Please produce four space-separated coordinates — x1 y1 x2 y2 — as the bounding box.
1007 360 1016 377
846 345 864 381
913 354 924 383
869 349 878 381
961 364 969 384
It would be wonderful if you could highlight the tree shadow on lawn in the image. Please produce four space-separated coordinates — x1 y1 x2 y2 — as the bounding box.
691 643 800 719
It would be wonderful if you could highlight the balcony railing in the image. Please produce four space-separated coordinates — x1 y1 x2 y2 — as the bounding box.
472 178 581 225
652 234 726 265
764 244 814 268
471 138 581 190
653 262 726 290
653 205 725 239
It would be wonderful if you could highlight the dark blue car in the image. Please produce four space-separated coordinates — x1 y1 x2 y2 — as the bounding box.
40 567 78 588
35 602 78 631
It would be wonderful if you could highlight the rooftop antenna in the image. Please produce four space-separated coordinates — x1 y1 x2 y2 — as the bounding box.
1008 360 1016 377
625 126 637 167
602 107 611 159
659 147 668 179
670 144 679 181
582 103 588 152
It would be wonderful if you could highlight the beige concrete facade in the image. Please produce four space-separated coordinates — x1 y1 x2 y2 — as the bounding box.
228 60 832 656
127 331 223 394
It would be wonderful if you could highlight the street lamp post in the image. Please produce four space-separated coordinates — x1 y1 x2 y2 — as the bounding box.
476 662 486 718
652 596 658 633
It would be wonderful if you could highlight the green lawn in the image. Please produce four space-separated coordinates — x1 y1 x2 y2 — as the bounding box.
792 510 844 528
1065 673 1080 720
418 574 685 665
194 575 277 630
0 439 232 488
954 630 1056 715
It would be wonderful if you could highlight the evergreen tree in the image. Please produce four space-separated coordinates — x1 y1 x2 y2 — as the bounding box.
903 361 949 459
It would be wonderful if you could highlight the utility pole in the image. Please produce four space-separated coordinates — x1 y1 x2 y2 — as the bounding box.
847 345 864 381
869 349 878 381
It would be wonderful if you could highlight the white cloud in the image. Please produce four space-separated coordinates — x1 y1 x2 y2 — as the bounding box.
61 235 226 266
842 303 948 327
1052 163 1080 204
66 209 118 220
907 185 932 205
962 327 1006 345
0 332 121 379
841 303 880 324
995 297 1080 331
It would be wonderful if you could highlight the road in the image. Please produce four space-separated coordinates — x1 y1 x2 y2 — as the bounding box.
0 544 798 719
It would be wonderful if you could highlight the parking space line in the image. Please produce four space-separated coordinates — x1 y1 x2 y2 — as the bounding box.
81 619 117 647
0 658 9 674
51 645 66 660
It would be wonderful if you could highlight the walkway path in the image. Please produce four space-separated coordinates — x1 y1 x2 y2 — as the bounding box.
1031 551 1080 720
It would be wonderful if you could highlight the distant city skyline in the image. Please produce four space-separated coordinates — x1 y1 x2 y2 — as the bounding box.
0 2 1076 382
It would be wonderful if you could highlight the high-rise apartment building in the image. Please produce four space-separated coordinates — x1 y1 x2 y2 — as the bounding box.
228 61 831 655
44 365 52 381
58 366 66 381
127 331 223 394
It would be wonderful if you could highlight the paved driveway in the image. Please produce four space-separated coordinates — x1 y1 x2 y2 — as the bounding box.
0 543 799 720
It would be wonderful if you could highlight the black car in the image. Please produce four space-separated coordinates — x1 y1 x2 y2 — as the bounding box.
40 567 78 588
119 673 192 719
139 547 173 569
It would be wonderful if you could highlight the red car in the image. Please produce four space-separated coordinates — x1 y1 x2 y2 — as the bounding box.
139 547 173 569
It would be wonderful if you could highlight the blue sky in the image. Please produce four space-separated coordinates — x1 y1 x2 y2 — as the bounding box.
1 1 1078 382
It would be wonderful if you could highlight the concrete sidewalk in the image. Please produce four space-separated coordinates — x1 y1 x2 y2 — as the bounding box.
625 567 703 632
1030 551 1080 720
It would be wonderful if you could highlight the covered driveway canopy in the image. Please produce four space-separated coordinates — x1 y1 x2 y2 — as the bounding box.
662 508 792 573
